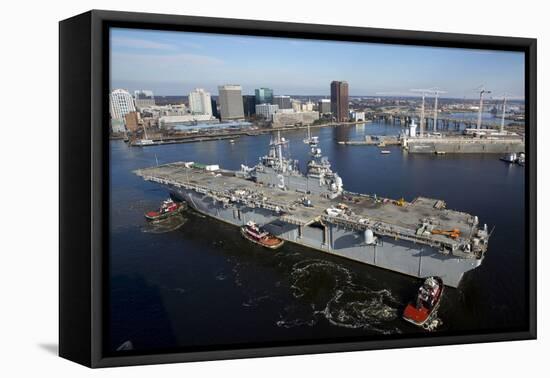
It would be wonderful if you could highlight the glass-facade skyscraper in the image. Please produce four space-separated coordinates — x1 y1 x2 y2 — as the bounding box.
255 87 274 104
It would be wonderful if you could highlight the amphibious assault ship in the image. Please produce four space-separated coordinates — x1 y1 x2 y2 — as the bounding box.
135 130 490 287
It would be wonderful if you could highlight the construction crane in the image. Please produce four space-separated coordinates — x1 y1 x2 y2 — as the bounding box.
493 93 520 133
410 89 428 136
411 88 446 134
475 86 492 130
430 88 446 132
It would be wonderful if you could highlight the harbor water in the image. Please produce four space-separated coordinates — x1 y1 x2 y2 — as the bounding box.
109 121 527 354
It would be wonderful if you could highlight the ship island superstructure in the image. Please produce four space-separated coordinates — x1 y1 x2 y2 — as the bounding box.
135 130 490 287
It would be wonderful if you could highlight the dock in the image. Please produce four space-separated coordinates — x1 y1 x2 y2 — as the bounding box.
337 135 401 146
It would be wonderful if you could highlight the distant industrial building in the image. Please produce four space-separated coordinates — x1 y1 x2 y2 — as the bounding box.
331 81 349 122
218 85 245 121
255 87 273 104
272 111 319 128
318 99 331 114
273 95 292 110
188 88 213 115
255 103 279 119
110 89 136 120
242 95 256 117
134 90 155 108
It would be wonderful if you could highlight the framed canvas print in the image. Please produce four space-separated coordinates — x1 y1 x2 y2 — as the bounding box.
59 10 536 368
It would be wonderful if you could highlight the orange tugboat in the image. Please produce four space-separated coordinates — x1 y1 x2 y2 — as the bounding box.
144 198 185 221
403 276 444 329
240 221 285 249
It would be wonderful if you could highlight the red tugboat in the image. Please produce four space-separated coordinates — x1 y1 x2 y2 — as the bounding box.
144 198 185 221
403 276 444 329
240 221 285 249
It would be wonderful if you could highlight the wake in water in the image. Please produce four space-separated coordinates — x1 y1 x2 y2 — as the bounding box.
141 214 187 234
277 259 402 334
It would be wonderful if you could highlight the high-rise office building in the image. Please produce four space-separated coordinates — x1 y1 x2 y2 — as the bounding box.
188 88 213 115
211 98 220 119
218 85 245 121
242 95 256 117
254 88 274 104
318 99 331 114
273 95 292 110
330 81 349 122
110 89 136 120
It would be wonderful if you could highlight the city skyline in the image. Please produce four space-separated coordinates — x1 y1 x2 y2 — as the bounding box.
110 28 525 99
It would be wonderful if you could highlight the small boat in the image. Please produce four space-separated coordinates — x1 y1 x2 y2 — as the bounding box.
500 152 517 163
229 139 235 144
144 198 185 221
240 221 285 249
133 139 155 146
380 150 391 154
517 152 526 166
403 276 444 329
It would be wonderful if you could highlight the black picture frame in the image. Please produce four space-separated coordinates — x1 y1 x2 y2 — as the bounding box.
59 9 537 368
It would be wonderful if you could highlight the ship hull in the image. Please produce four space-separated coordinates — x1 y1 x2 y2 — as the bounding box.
170 186 482 288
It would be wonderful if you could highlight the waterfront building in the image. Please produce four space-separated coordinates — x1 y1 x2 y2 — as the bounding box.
188 88 213 115
273 95 292 110
350 110 365 122
110 89 136 121
255 103 279 120
110 119 126 134
242 95 257 117
124 111 141 132
272 111 319 127
218 85 245 121
133 90 155 109
331 81 349 122
255 87 274 104
318 98 331 114
159 114 218 128
139 104 187 118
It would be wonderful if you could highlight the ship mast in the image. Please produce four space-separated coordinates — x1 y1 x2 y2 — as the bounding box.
277 132 283 170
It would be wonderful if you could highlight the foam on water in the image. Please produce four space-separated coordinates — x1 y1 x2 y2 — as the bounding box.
141 215 187 234
278 259 402 334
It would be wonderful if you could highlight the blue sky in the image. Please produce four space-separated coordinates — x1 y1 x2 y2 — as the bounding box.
110 28 525 99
